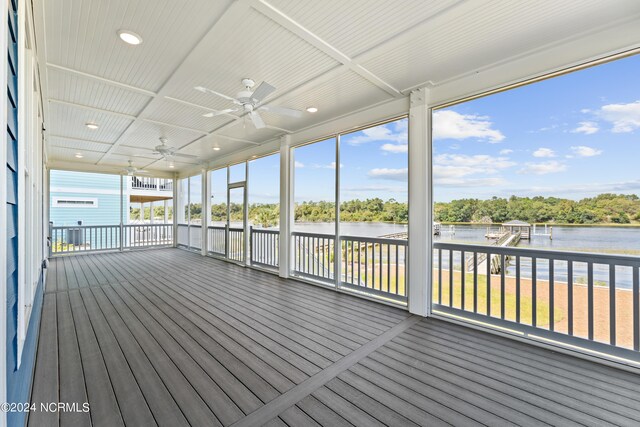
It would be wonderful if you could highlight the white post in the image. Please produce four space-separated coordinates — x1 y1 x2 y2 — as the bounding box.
172 174 178 247
149 201 155 224
202 168 209 256
408 87 432 316
278 134 293 278
163 200 168 224
119 175 124 251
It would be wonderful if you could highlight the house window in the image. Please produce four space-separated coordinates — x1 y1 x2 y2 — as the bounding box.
52 197 98 208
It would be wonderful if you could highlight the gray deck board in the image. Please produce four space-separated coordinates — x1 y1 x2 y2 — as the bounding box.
31 248 640 426
29 294 58 427
67 290 124 427
56 292 91 427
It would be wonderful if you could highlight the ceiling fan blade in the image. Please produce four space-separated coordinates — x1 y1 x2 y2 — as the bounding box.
259 104 303 118
194 86 238 103
172 152 199 159
134 170 151 175
251 81 276 103
203 108 238 118
249 111 266 129
131 153 160 158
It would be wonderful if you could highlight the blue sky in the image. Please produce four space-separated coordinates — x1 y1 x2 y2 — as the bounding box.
213 53 640 205
433 54 640 202
292 120 409 203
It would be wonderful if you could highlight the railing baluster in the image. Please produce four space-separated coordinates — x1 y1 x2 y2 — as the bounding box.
387 244 391 294
449 249 453 307
486 251 491 316
532 257 537 327
516 255 521 323
372 244 376 290
609 264 616 346
364 243 368 288
379 243 383 292
395 244 399 295
549 259 554 331
588 262 594 340
634 266 639 351
568 260 573 336
438 249 442 304
461 250 466 310
473 251 478 313
500 253 505 319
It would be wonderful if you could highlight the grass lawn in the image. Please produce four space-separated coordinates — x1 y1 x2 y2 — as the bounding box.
434 271 564 327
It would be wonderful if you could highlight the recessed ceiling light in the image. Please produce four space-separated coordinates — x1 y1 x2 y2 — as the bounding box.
74 153 84 158
306 107 318 113
212 146 221 151
251 155 257 159
168 163 175 169
117 30 143 45
85 122 99 130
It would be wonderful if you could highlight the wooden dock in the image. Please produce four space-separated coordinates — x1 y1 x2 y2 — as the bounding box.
468 231 521 274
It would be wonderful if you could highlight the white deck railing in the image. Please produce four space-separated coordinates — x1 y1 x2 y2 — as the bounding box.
433 242 640 360
50 223 173 255
130 176 173 191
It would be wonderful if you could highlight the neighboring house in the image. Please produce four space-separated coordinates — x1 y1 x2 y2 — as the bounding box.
50 170 173 227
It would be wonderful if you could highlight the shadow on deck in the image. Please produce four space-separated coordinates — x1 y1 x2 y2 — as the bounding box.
29 249 640 426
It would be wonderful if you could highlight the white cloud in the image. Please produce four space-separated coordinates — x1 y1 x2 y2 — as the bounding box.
598 100 640 133
436 177 506 187
294 161 304 168
532 148 556 158
499 149 513 155
368 168 408 181
347 122 407 145
509 179 640 196
571 145 602 157
311 162 343 169
342 185 407 193
433 110 505 143
380 143 408 153
572 121 599 135
432 154 515 187
434 154 515 171
518 161 566 175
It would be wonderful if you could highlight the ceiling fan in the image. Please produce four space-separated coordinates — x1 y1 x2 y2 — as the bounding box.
194 78 303 129
146 137 198 160
122 160 150 176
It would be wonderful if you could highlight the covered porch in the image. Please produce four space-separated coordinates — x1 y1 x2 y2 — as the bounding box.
29 249 640 426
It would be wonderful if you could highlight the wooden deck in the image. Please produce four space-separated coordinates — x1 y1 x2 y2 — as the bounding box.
29 248 640 426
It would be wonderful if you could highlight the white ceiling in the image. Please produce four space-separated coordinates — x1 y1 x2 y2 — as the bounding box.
36 0 640 175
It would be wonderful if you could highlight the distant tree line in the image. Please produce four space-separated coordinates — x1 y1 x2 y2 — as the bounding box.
180 198 409 227
137 194 640 226
434 194 640 224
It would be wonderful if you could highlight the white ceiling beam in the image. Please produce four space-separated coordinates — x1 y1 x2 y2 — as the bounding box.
47 63 158 97
139 118 207 135
97 0 256 165
253 0 402 98
48 134 113 146
163 96 241 119
48 98 138 120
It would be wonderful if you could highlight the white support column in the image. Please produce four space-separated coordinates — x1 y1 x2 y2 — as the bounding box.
278 134 293 278
172 174 178 247
119 175 124 251
149 201 154 224
202 168 209 256
408 87 432 316
163 200 168 223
